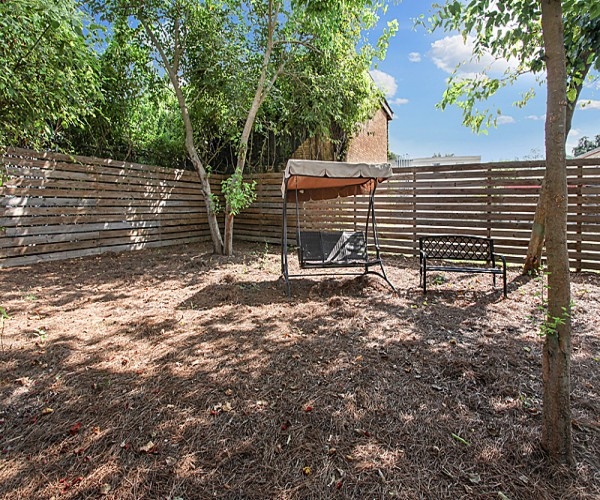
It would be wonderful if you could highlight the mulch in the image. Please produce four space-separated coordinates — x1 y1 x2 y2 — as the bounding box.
0 242 598 499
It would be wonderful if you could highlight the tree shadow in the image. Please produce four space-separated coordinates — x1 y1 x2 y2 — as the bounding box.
0 246 598 499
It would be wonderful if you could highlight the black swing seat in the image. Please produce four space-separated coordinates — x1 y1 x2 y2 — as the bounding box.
298 230 379 268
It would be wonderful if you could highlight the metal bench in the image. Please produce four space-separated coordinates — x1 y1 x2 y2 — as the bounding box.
419 235 507 297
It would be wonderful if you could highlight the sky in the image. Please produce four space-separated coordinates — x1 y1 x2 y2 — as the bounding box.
368 0 600 162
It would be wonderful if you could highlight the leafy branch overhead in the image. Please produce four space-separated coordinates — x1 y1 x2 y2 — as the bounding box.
425 0 600 133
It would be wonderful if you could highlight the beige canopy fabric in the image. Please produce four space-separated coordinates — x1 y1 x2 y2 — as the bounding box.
282 159 393 202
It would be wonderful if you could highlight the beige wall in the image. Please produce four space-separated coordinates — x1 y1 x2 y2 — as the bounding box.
346 107 389 163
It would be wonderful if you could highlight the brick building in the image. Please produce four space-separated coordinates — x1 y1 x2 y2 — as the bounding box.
291 99 393 163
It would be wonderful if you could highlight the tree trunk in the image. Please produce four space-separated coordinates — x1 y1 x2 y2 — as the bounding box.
522 56 592 274
523 176 547 274
540 0 574 466
223 0 278 256
142 20 224 255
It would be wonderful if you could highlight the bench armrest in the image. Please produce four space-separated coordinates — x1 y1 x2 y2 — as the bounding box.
494 253 507 268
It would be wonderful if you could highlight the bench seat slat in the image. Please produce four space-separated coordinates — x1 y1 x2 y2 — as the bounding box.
425 265 504 275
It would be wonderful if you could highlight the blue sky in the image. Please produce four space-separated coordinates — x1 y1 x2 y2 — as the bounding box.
368 0 600 162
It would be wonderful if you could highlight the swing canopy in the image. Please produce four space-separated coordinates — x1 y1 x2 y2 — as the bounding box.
281 159 393 202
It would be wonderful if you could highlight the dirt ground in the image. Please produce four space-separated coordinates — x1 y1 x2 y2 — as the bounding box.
1 242 599 500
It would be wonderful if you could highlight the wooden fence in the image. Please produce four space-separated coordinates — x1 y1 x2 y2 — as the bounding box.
2 149 600 271
233 158 600 271
0 148 211 267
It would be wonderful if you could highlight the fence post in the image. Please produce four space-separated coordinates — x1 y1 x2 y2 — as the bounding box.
412 168 417 257
487 165 492 239
576 162 583 272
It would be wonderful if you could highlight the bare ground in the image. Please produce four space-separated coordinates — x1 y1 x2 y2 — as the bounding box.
0 242 599 500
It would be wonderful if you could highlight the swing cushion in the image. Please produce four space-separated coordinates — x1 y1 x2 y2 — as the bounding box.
298 231 368 267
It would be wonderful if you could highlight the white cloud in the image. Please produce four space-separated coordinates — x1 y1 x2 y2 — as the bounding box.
497 115 515 125
525 114 546 121
578 99 600 110
391 98 409 105
430 35 513 75
569 129 581 137
370 69 397 98
408 52 421 63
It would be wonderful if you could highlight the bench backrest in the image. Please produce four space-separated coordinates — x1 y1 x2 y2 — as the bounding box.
299 231 367 264
419 235 494 262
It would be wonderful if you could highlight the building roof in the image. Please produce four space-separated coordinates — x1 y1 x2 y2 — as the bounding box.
577 146 600 159
380 98 393 121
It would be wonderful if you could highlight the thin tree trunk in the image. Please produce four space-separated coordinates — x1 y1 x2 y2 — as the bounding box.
522 57 591 274
142 19 224 254
223 0 280 255
539 0 574 466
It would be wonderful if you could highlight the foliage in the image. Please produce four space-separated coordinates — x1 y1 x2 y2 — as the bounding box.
221 170 257 217
60 14 187 166
83 0 394 253
425 0 600 132
572 134 600 157
0 0 102 148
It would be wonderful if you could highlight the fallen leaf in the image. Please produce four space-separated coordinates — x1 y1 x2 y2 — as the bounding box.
468 473 481 484
100 483 111 495
69 422 82 435
304 406 313 412
302 466 312 475
451 433 470 446
41 407 54 415
139 441 157 453
224 388 233 396
165 456 177 466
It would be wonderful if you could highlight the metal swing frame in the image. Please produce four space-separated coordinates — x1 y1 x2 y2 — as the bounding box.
280 171 395 296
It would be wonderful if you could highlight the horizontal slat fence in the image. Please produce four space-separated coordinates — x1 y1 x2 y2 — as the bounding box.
233 158 600 271
3 149 600 272
1 148 211 267
375 160 600 270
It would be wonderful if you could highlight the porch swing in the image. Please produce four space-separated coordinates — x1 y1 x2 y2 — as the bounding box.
280 159 396 295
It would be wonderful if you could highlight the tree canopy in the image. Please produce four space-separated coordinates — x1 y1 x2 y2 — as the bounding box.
75 0 395 254
0 0 102 148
